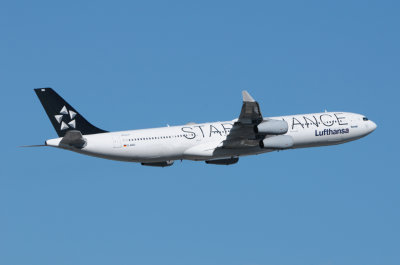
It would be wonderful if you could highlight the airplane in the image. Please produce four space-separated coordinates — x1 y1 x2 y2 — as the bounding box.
29 88 377 167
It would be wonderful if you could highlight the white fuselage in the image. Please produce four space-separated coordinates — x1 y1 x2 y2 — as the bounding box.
45 112 377 163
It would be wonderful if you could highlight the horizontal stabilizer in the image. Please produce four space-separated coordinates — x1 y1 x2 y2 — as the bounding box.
19 144 46 147
59 130 87 149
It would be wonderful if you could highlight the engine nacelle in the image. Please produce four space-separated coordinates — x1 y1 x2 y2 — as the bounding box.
260 135 294 149
254 119 288 135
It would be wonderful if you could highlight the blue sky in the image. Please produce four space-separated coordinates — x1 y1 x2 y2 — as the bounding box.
1 1 399 264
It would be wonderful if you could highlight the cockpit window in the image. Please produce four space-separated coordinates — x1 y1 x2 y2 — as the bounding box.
363 117 369 121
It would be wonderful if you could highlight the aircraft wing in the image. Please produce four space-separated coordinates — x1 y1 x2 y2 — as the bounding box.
238 91 263 124
222 91 264 148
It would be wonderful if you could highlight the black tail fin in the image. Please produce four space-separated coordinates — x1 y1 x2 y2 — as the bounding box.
34 88 107 137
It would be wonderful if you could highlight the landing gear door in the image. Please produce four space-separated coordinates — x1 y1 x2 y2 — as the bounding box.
112 135 122 148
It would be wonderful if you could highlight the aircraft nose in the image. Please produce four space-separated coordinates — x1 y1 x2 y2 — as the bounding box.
369 120 377 132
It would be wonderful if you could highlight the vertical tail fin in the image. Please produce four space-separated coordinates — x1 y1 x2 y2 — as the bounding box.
34 88 107 137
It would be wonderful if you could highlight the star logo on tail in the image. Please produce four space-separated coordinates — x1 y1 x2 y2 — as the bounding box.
54 106 77 130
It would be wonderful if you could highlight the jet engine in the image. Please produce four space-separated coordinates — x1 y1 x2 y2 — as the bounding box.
254 119 288 135
259 135 293 149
